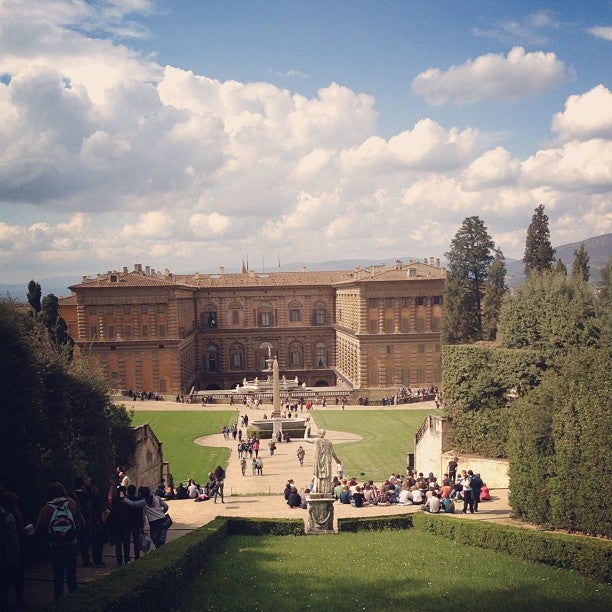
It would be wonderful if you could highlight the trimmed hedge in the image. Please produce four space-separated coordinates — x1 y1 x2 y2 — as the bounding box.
224 516 304 536
338 514 414 532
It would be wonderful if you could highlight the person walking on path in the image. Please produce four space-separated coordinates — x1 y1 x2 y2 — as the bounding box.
35 482 85 600
296 446 306 466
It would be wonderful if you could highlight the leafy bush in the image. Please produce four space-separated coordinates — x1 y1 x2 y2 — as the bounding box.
337 515 414 532
225 516 304 536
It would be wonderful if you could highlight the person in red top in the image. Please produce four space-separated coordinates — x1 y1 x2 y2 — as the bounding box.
35 482 85 600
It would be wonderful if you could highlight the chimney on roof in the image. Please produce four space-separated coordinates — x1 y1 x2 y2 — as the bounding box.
123 266 128 274
241 259 247 274
429 257 434 266
82 275 87 282
219 266 225 275
134 264 142 273
301 266 307 272
436 258 440 268
395 259 402 269
145 265 150 275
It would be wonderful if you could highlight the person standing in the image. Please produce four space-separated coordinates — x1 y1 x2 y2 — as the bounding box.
448 457 458 482
122 487 169 549
460 471 474 514
296 446 306 466
35 482 85 600
213 466 226 503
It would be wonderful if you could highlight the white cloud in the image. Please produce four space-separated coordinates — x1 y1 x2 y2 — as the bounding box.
462 147 520 190
412 47 568 105
472 10 561 45
551 85 612 141
588 26 612 41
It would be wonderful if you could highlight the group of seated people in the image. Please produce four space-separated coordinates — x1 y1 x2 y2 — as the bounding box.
330 469 490 512
283 479 309 509
159 471 225 503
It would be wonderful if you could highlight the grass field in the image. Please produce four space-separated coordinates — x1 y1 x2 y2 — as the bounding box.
178 531 612 612
313 409 430 481
131 410 237 484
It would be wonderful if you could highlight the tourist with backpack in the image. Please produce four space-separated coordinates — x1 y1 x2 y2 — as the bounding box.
35 482 85 600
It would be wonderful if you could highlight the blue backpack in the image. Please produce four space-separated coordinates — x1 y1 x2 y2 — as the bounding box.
47 502 76 545
442 498 455 514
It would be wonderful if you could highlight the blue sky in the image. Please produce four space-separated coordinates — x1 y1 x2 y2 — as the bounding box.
0 0 610 289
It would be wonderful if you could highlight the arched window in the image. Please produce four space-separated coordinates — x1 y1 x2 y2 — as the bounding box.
289 341 303 367
202 304 217 329
313 302 326 325
258 301 274 327
206 345 218 372
288 300 302 323
230 343 245 369
316 343 327 368
229 301 242 325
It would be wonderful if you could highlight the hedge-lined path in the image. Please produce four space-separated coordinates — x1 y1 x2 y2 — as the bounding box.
11 400 514 610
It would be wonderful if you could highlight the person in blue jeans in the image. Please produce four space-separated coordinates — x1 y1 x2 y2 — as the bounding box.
122 486 169 548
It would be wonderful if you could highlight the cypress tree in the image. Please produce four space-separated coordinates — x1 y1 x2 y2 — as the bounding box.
441 216 494 344
524 204 555 276
571 244 590 281
481 247 507 341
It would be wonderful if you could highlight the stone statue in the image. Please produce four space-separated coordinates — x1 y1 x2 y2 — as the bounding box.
304 429 340 495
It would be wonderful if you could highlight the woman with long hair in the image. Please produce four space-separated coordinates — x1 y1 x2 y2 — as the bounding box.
121 486 169 548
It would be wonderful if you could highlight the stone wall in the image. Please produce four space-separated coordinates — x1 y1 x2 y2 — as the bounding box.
129 424 164 490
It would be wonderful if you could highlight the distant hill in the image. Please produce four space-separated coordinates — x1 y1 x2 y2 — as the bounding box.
505 233 611 287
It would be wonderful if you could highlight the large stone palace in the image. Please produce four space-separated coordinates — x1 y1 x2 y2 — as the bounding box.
59 259 446 398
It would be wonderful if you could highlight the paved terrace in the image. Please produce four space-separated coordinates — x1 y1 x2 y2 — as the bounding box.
12 400 512 610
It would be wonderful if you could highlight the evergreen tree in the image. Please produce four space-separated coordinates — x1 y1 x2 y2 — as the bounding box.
571 243 590 281
554 258 567 275
601 258 612 303
523 204 555 276
27 280 42 314
441 216 494 344
41 293 74 354
481 247 507 341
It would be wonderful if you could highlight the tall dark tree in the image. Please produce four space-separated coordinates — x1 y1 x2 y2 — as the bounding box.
41 293 74 354
27 280 42 314
481 247 507 341
601 258 612 303
523 204 555 276
554 258 567 275
441 216 495 344
571 244 590 282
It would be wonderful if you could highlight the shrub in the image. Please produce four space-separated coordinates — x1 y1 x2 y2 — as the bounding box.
338 515 414 532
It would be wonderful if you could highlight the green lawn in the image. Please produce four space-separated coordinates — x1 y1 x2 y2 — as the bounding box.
179 531 612 612
313 409 430 481
131 410 237 485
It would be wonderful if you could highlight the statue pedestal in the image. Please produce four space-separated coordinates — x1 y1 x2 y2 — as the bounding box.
306 493 335 534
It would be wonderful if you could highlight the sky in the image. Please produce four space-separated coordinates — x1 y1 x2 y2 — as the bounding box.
0 0 611 291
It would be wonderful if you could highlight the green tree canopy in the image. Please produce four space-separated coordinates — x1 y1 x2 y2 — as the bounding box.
441 216 495 344
524 204 555 276
481 247 507 341
553 258 567 275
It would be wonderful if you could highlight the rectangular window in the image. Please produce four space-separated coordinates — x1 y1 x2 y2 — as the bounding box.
416 296 425 306
90 326 98 339
369 320 378 333
385 297 393 307
290 351 302 366
232 352 243 368
87 305 96 315
123 304 131 314
401 297 410 307
107 325 115 339
402 369 411 385
409 268 417 278
435 343 441 352
416 318 425 331
369 369 379 385
124 324 132 338
260 312 272 327
432 317 440 332
314 311 326 325
384 318 393 333
158 324 166 337
368 298 378 308
433 296 443 305
400 318 410 333
386 369 395 384
111 371 119 381
290 308 301 322
141 305 148 314
232 310 239 324
106 305 114 314
142 325 149 337
418 344 425 353
386 345 393 354
416 369 425 383
157 304 166 313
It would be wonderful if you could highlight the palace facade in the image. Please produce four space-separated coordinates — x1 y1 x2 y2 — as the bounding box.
59 259 445 398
